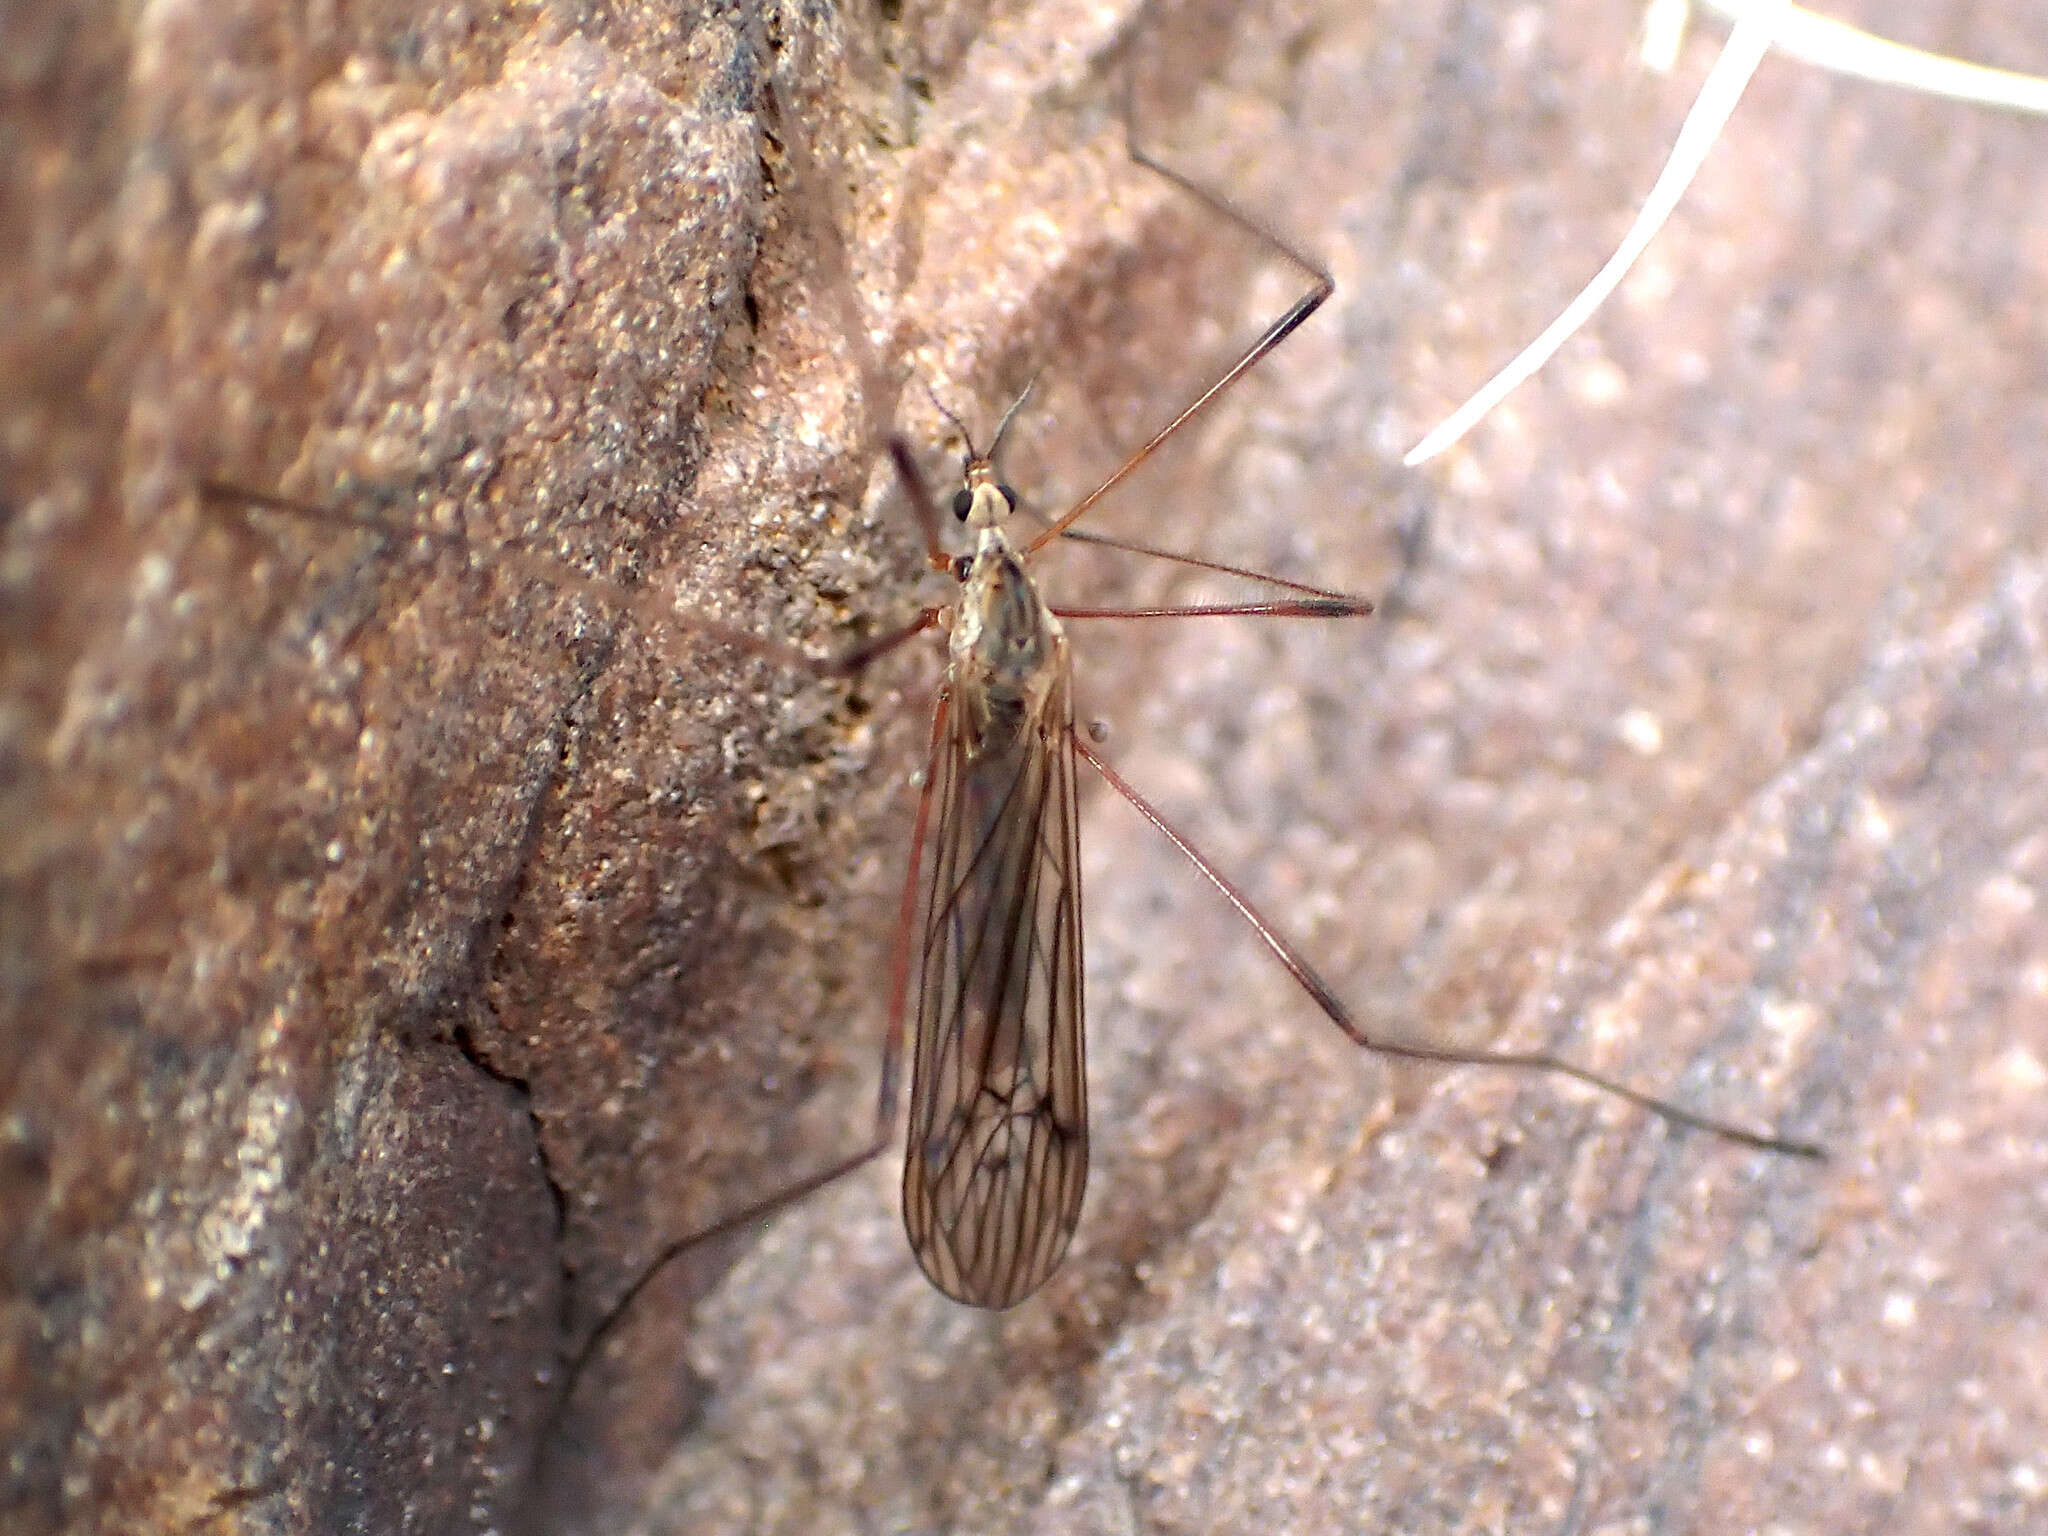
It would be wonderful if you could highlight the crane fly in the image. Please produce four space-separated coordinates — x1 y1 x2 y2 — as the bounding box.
885 399 1376 1305
199 80 1825 1381
556 127 1821 1345
895 426 1090 1306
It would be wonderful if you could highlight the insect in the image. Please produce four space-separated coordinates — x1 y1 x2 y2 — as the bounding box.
556 116 1823 1347
201 62 1824 1383
887 410 1374 1306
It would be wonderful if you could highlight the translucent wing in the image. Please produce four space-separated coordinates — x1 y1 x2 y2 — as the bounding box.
901 671 1087 1308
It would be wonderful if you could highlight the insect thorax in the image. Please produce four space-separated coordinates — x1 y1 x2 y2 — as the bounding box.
950 525 1066 755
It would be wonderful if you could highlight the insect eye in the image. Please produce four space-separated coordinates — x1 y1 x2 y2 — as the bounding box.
997 484 1018 512
951 488 973 521
951 555 971 581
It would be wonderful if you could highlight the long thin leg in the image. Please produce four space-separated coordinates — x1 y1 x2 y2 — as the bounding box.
561 689 954 1388
813 438 975 673
1024 49 1335 554
1054 599 1370 620
886 437 957 574
1051 525 1366 603
202 478 942 682
760 72 899 480
199 479 463 546
832 606 944 673
1073 734 1825 1160
198 480 840 677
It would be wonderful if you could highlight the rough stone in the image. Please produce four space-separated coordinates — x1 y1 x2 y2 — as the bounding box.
5 1 2045 1534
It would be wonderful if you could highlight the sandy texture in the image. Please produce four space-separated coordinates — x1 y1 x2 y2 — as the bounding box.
5 1 2044 1533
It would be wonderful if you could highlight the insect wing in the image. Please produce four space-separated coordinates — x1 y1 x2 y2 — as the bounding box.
901 678 1087 1308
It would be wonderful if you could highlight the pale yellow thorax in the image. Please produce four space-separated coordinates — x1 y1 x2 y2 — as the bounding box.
947 475 1068 759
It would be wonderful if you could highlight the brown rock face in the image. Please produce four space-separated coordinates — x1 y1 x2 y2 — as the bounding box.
7 2 2046 1534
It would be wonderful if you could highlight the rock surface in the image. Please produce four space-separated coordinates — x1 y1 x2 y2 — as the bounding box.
5 1 2045 1533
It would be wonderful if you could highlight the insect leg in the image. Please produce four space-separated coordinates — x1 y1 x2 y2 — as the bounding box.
1072 732 1824 1161
1053 600 1369 620
196 481 839 677
560 689 953 1389
1050 526 1365 603
1025 37 1334 553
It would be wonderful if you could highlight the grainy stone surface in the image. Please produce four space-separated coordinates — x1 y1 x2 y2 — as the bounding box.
5 1 2045 1534
7 2 913 1531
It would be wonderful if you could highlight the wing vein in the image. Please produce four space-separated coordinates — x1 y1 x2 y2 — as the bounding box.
901 671 1088 1308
